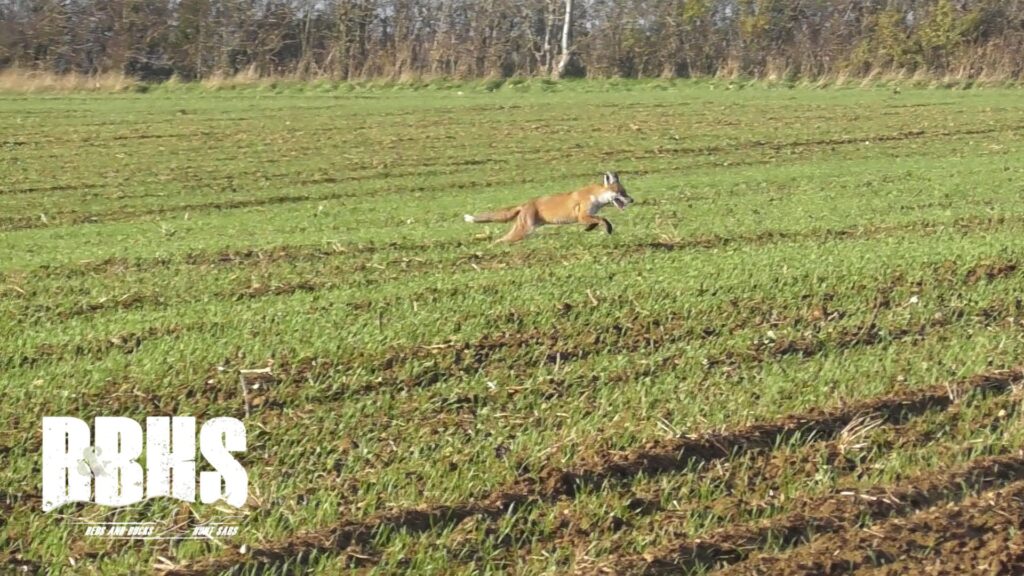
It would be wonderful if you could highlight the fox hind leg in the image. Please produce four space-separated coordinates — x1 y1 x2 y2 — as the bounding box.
497 224 530 243
496 208 537 243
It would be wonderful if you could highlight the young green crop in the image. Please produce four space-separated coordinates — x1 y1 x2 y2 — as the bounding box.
3 80 1024 574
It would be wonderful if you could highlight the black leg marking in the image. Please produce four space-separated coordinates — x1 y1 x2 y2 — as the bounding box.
604 219 614 234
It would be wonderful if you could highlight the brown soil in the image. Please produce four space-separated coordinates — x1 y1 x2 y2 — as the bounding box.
966 261 1019 284
717 474 1024 575
547 370 1022 499
0 125 982 231
16 209 1024 283
156 368 1023 575
437 393 1021 568
628 453 1024 575
7 324 184 369
156 494 532 575
643 214 1024 254
289 293 1016 400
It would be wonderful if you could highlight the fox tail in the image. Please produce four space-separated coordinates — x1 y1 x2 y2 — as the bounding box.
463 206 521 223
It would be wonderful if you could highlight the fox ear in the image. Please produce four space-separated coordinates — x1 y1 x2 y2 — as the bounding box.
610 171 620 183
603 172 613 186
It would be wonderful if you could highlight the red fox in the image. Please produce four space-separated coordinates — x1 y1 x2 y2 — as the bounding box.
464 172 634 243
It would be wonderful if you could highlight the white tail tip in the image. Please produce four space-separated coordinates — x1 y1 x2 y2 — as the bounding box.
464 214 476 223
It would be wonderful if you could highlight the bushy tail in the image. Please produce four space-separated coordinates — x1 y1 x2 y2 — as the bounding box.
463 206 521 224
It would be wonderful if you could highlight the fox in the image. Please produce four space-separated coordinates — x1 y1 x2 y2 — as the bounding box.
463 172 634 243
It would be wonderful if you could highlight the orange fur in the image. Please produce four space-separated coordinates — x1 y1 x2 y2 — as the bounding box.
464 172 633 243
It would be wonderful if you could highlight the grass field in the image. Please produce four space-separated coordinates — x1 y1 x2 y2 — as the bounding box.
4 78 1024 574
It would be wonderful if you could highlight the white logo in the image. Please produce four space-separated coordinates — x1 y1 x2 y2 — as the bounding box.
42 417 248 512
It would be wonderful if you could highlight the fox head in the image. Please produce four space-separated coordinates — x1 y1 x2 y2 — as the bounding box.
602 172 633 209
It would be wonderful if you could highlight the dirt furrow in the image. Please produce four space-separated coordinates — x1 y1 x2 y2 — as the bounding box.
714 467 1024 575
29 293 1017 427
5 123 1020 231
617 453 1024 574
4 323 187 370
12 211 1024 287
536 370 1023 499
262 291 1019 406
5 119 1011 203
439 390 1021 568
9 249 1024 375
155 368 1024 575
644 213 1024 253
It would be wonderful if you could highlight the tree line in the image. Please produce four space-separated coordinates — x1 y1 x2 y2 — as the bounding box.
2 0 1024 82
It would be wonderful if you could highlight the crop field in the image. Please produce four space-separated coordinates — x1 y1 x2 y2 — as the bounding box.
4 79 1024 574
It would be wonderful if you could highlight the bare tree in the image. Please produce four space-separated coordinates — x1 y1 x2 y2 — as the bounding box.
2 0 1023 82
552 0 573 78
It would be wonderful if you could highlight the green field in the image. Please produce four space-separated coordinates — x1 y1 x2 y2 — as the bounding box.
4 79 1024 574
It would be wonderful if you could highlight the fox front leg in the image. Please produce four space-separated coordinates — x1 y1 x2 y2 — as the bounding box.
580 214 613 234
579 214 612 234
